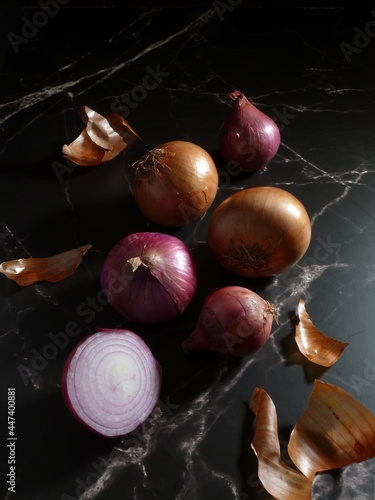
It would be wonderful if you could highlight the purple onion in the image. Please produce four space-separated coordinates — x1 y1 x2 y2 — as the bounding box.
219 90 280 172
182 286 276 356
101 232 198 324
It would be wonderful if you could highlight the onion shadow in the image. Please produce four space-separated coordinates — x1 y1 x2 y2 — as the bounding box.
280 310 329 383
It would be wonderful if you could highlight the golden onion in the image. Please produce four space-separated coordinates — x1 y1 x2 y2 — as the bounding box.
208 186 311 278
133 140 219 226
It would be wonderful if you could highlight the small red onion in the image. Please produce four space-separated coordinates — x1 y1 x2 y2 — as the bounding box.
182 286 276 356
219 90 280 172
61 329 162 437
101 232 198 324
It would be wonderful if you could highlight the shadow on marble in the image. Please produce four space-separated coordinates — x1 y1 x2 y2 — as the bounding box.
280 310 329 383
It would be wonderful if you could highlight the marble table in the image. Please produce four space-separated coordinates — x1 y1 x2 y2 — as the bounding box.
1 3 375 499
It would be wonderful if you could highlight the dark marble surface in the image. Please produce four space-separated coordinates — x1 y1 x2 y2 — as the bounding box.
1 3 375 499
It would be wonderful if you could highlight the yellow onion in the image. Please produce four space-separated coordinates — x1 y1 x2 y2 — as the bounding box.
132 140 219 226
208 186 311 278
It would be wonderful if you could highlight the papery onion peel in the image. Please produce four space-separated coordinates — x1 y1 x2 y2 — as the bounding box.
288 380 375 479
295 299 350 367
0 244 92 286
250 381 375 499
250 387 313 499
62 106 140 166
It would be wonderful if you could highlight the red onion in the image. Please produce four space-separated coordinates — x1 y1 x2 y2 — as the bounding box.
101 232 198 324
219 90 280 172
61 329 162 437
182 286 276 356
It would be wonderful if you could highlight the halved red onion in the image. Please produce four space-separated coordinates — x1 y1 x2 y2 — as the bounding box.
101 232 198 324
61 329 162 437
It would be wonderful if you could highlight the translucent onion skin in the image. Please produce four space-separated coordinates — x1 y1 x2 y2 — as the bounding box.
101 232 199 324
133 140 219 226
208 186 311 278
61 329 162 437
182 286 275 356
219 90 280 172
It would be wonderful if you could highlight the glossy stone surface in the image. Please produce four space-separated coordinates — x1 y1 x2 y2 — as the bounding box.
1 3 375 499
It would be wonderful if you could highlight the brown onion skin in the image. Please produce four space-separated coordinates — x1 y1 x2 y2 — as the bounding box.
208 186 311 278
133 140 219 226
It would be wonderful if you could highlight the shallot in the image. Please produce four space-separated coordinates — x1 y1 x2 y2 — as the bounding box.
182 286 276 356
219 90 280 172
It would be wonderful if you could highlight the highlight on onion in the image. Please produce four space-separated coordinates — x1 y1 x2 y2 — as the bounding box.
101 232 198 324
295 298 350 367
219 90 280 172
182 286 276 356
132 140 219 226
62 106 140 166
208 186 311 278
0 244 92 286
61 329 162 437
250 381 375 498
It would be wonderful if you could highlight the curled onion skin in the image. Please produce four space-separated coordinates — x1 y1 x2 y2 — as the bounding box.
133 140 219 226
219 90 280 172
101 232 198 324
61 329 162 437
182 286 275 356
208 186 311 278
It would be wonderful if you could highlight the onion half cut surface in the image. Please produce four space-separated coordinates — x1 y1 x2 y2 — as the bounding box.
62 329 162 437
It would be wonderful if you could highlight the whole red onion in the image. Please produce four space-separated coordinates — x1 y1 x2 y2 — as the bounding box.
219 90 280 172
101 232 198 324
182 286 276 356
